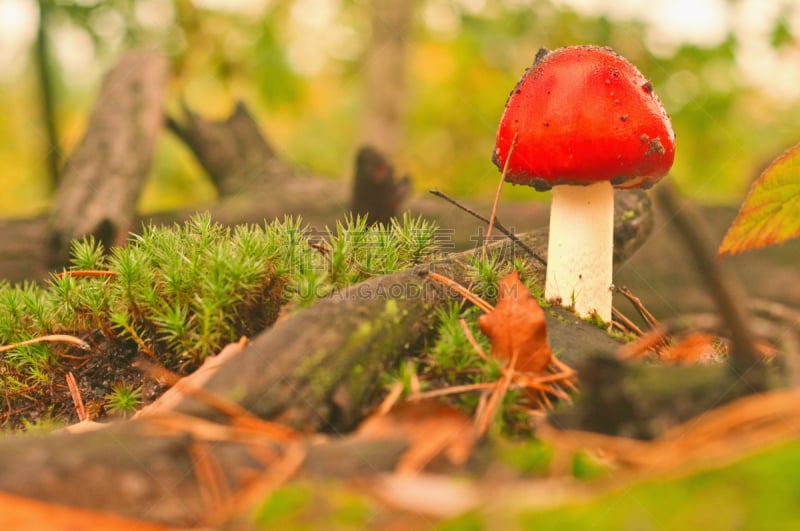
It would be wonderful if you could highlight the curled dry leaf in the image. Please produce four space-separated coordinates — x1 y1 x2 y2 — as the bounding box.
617 326 669 360
477 270 552 373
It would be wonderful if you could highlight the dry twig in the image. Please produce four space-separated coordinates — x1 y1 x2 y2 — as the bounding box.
484 133 517 257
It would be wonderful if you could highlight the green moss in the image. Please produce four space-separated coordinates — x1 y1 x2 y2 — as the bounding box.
608 328 636 343
252 483 313 528
328 490 374 528
519 441 800 530
296 347 337 399
353 321 374 341
384 298 399 316
0 213 441 429
250 479 375 529
104 381 143 418
496 439 553 476
434 511 486 531
584 311 608 330
571 451 611 480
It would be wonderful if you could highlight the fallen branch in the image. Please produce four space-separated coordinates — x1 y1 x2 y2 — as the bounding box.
49 49 169 267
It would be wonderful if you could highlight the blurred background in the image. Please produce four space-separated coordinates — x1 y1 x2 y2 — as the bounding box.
1 0 799 216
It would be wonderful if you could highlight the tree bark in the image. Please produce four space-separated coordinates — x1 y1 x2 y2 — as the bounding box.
655 184 766 392
351 146 411 225
167 101 292 198
35 0 60 190
360 0 412 157
49 49 169 267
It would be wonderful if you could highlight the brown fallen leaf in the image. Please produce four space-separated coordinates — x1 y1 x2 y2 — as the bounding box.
425 270 577 435
357 399 474 474
477 270 552 374
660 332 722 364
617 326 669 360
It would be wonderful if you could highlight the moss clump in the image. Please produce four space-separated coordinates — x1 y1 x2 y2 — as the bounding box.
0 212 439 429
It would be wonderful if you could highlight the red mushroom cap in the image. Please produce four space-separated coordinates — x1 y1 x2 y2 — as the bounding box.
493 45 675 191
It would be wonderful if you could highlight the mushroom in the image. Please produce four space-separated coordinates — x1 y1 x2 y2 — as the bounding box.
493 45 675 322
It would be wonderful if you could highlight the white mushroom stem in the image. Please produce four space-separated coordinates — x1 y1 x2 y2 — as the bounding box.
545 181 614 322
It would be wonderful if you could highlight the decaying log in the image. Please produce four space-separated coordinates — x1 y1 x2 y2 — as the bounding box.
157 100 544 239
0 155 647 285
49 49 169 268
0 418 409 526
0 217 51 283
359 0 412 156
166 101 294 198
548 352 752 439
351 146 411 225
0 422 205 525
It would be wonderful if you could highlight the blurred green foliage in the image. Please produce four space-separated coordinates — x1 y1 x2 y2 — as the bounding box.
1 0 799 215
518 440 800 530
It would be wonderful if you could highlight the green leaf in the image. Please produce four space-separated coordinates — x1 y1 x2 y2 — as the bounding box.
719 143 800 256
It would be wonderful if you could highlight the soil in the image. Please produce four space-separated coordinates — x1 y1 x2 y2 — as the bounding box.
7 337 164 429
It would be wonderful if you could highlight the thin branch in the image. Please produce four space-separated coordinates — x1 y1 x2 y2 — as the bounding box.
617 286 660 329
428 189 547 266
484 133 517 257
0 334 90 353
459 318 490 362
65 372 88 422
424 271 493 313
612 306 646 337
655 182 765 391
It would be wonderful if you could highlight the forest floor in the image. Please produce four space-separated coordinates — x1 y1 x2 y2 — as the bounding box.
1 199 797 530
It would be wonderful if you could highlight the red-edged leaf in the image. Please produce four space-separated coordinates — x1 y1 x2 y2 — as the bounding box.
719 143 800 256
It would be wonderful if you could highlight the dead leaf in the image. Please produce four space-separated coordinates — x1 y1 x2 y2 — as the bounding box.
357 399 474 473
424 270 575 434
477 270 552 373
617 329 722 365
661 333 721 364
0 492 170 530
